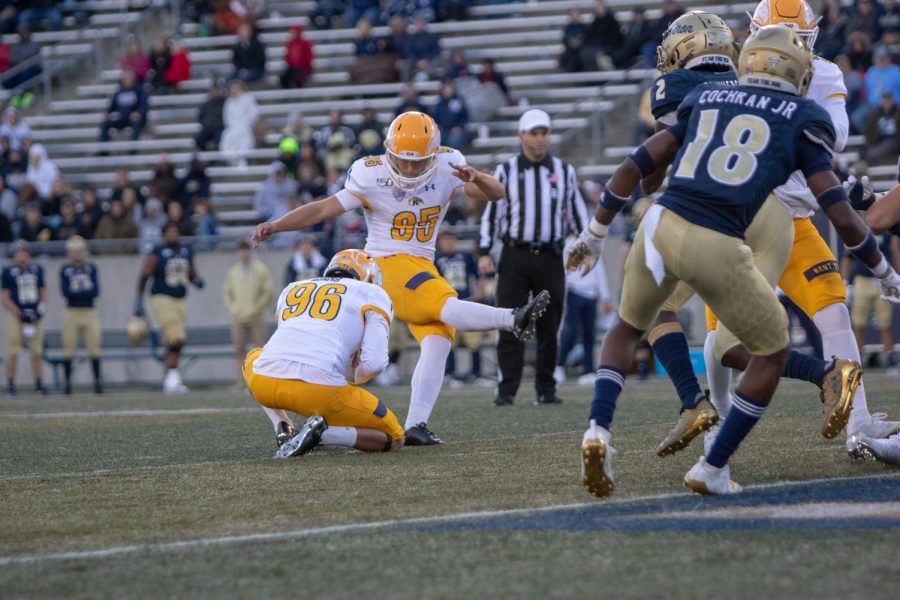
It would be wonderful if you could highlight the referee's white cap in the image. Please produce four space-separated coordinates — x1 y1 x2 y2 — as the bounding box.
518 109 551 132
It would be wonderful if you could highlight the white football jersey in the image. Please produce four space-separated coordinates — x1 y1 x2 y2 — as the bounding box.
775 57 850 219
252 277 393 386
334 147 466 261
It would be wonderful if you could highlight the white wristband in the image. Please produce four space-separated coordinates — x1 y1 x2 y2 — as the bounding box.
588 217 608 238
872 257 892 279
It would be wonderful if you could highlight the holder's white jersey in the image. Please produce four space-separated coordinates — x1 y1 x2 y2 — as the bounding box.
252 277 393 386
334 147 466 261
776 57 850 219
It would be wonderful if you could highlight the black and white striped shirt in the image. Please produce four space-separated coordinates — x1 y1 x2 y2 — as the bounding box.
478 154 588 254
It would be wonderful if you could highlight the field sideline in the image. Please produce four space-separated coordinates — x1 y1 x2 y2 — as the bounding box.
1 378 899 598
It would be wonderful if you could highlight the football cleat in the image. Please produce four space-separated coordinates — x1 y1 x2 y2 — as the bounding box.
581 422 616 499
511 290 550 341
274 421 299 448
493 394 514 406
847 434 900 466
404 422 444 445
656 393 719 457
274 416 327 458
684 456 742 495
847 412 900 441
535 393 563 405
819 358 862 439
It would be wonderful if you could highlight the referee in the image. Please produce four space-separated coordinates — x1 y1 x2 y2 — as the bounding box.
479 109 589 405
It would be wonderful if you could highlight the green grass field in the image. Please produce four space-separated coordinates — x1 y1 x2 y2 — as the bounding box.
1 377 899 599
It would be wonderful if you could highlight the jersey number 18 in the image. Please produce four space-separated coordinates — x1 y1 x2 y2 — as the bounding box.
675 109 771 186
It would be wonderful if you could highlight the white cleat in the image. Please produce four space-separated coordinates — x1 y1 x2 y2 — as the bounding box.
684 456 742 496
164 383 189 395
703 423 721 457
847 433 900 466
581 421 616 499
553 366 567 385
576 373 596 386
847 412 900 442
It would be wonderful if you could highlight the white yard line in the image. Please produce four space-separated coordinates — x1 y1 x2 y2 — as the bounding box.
1 407 257 419
2 471 898 567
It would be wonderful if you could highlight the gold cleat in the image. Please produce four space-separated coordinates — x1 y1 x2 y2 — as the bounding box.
581 434 616 499
656 394 719 457
819 359 863 439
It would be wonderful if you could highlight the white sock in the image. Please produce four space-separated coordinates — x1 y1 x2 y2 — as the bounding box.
261 406 292 431
405 334 452 429
703 330 732 419
813 303 869 419
321 426 358 447
440 297 514 331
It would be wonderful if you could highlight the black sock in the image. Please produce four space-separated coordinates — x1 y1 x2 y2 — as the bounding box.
63 360 72 386
35 378 43 390
91 358 102 383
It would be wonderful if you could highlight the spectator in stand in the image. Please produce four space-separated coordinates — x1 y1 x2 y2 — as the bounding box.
0 107 31 152
0 2 18 35
298 143 324 178
282 109 315 148
314 108 356 153
322 131 355 172
164 39 191 90
149 156 180 206
581 0 623 71
25 144 59 201
437 0 471 22
43 178 71 217
560 9 588 73
852 47 900 133
137 198 165 250
650 0 683 44
2 240 48 396
166 201 194 236
284 234 327 284
223 237 273 390
355 105 385 156
16 203 53 242
479 58 512 104
94 199 138 240
195 81 226 151
229 0 267 22
16 1 62 31
844 32 873 72
4 141 25 189
211 0 241 35
309 0 344 30
846 0 882 46
396 82 428 114
404 17 440 81
120 187 143 223
445 49 471 80
350 19 398 84
220 79 259 166
110 169 145 205
192 198 217 242
864 91 900 165
816 2 848 61
77 187 102 235
147 37 172 93
431 80 469 149
98 70 149 148
4 24 41 89
55 199 89 241
343 0 380 27
620 7 656 68
253 161 296 221
177 157 212 207
119 39 151 84
836 54 865 116
296 163 327 203
880 0 900 36
281 24 314 88
0 177 16 221
384 15 409 62
230 23 267 84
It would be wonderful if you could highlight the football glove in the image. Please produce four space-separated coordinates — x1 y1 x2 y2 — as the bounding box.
191 277 205 289
133 297 145 317
19 308 38 324
880 270 900 304
565 229 605 273
842 174 876 211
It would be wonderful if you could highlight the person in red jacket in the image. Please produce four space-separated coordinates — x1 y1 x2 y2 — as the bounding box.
164 40 191 89
280 25 313 89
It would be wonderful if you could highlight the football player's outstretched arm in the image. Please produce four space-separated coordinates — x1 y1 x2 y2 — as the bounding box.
450 163 505 201
252 196 346 247
866 184 900 235
640 120 673 194
565 130 679 272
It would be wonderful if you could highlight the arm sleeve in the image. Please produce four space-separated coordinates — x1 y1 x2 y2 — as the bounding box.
37 267 44 289
478 163 506 253
820 96 849 152
355 311 390 384
91 267 100 298
60 269 71 298
798 117 837 177
565 164 589 233
334 161 367 211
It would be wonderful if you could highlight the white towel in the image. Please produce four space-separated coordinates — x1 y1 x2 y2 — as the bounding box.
641 204 667 286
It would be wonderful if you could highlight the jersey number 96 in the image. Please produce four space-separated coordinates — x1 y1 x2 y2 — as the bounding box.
282 282 347 322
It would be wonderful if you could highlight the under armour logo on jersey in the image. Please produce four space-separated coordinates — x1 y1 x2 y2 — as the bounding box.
423 184 436 191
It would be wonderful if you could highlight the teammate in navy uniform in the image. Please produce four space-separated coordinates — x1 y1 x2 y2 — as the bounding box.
567 26 900 497
2 240 47 395
60 236 103 395
134 222 205 394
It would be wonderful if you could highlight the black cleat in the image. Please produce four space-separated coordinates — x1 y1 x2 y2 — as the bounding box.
93 381 104 394
511 290 551 341
63 383 72 395
274 421 299 448
493 394 514 406
274 416 327 458
5 383 14 397
404 422 444 445
34 384 48 396
534 393 563 405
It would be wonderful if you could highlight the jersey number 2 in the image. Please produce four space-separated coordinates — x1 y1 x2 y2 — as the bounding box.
282 282 347 322
674 109 771 186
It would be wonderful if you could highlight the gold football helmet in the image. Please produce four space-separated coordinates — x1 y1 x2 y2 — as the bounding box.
127 316 150 344
656 11 738 74
65 235 88 262
323 249 383 286
738 24 812 96
384 111 441 192
749 0 819 49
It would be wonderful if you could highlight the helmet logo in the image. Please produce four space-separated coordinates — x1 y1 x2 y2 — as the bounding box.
767 55 784 67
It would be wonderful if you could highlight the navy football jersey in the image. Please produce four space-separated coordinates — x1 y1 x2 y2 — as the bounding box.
60 263 100 308
150 244 193 298
1 264 44 310
650 68 737 122
658 83 836 238
435 251 478 299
